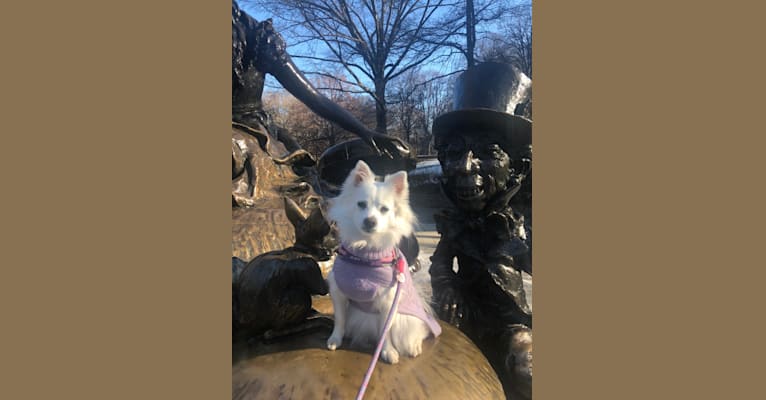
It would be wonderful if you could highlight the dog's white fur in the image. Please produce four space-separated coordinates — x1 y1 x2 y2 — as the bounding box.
326 161 429 364
327 161 415 251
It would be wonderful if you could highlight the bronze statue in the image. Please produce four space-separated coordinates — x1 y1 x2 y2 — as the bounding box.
233 197 337 337
231 1 419 334
230 3 512 397
429 62 533 399
231 0 408 207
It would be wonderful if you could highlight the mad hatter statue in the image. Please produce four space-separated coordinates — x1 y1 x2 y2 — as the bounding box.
429 62 533 399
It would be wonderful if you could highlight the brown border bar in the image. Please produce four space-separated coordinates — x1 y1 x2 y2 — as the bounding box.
2 0 765 399
1 1 230 399
535 1 766 399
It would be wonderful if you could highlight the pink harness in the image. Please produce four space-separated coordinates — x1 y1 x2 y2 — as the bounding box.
333 245 441 399
333 246 442 336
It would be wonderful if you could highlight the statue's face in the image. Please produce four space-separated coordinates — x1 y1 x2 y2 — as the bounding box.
438 133 513 212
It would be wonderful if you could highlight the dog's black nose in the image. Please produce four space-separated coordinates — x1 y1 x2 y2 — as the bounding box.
363 217 377 231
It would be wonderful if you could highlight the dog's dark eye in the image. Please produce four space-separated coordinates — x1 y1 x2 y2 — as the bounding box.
357 201 367 209
380 206 389 213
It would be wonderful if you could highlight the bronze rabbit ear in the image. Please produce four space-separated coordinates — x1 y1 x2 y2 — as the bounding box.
303 205 331 239
283 197 308 227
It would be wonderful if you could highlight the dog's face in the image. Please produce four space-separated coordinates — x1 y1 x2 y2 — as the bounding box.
329 161 414 249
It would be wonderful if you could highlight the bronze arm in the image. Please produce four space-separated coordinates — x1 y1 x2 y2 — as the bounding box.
256 19 409 158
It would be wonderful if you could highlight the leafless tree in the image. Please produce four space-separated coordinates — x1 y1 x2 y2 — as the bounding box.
418 73 452 154
389 68 452 155
437 0 525 68
263 73 376 157
245 0 531 152
477 2 531 77
389 69 422 146
248 0 465 134
465 0 476 67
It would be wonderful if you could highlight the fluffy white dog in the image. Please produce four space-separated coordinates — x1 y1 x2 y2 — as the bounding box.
326 161 441 364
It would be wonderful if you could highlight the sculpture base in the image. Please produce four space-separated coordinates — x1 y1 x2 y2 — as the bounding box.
232 323 503 400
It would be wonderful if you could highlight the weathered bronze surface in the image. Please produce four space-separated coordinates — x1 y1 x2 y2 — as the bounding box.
233 207 296 262
232 323 504 400
232 121 319 258
232 123 313 208
429 62 533 400
316 138 417 195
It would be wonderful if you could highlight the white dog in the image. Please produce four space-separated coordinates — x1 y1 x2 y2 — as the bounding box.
326 161 441 364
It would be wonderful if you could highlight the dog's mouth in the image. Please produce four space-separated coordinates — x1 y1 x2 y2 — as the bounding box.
361 226 376 234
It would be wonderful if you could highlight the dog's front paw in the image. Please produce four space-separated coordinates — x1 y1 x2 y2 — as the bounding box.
409 340 423 358
381 347 400 364
327 334 343 351
397 338 423 358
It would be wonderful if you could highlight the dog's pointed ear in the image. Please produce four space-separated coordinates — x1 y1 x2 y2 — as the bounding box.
351 160 374 187
284 197 308 227
385 171 408 197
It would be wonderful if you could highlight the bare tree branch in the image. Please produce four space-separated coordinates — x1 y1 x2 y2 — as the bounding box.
245 0 532 144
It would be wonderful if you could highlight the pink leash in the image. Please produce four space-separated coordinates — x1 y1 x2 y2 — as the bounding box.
354 256 407 400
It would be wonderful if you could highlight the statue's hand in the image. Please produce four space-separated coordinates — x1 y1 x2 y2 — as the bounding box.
431 271 465 327
365 133 411 159
258 19 289 66
434 285 465 328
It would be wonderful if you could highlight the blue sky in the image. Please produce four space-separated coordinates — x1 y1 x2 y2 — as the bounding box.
239 1 530 94
241 3 343 92
239 1 466 93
